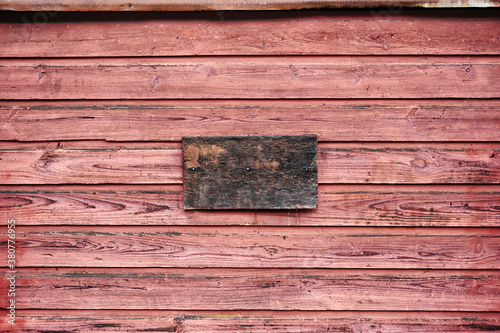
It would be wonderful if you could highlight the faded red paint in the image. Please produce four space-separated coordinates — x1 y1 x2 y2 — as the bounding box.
0 8 498 331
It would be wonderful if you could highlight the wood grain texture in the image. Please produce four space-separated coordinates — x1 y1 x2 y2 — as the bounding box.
2 310 499 332
1 144 498 185
2 0 500 11
2 100 500 142
1 57 498 100
319 144 500 185
183 135 317 209
3 226 498 269
0 144 182 185
2 185 499 227
1 16 499 57
2 268 498 311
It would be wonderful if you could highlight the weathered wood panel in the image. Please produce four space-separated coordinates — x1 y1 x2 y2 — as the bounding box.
1 144 498 185
1 0 500 11
2 100 500 142
1 16 499 57
1 57 498 100
2 310 499 332
2 268 498 311
0 144 183 185
1 185 499 227
3 226 498 269
183 135 318 209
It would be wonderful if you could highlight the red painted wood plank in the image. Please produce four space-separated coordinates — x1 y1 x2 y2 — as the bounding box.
2 100 500 142
2 310 499 332
1 185 499 227
0 144 182 185
1 16 499 57
1 143 498 184
2 268 498 311
3 226 498 269
1 57 498 100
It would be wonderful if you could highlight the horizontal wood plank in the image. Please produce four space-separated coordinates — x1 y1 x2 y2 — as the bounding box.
0 144 182 185
1 268 498 311
182 135 318 210
1 16 499 57
319 144 500 184
2 226 498 269
1 9 498 328
1 185 499 227
1 144 498 184
2 100 500 142
2 0 500 11
2 310 499 332
1 57 498 100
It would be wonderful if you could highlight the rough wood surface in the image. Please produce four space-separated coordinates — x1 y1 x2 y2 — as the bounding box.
0 10 498 330
3 226 498 269
2 100 500 142
2 268 498 311
1 0 499 11
319 144 500 184
1 57 498 100
1 185 499 227
2 310 499 332
1 143 498 185
183 136 317 209
1 15 499 57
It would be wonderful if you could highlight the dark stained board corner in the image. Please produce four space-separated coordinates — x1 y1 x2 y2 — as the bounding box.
182 135 318 210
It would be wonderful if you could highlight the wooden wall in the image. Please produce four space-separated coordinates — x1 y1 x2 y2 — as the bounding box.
1 9 499 332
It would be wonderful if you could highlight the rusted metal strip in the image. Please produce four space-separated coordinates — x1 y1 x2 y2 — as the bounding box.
1 0 498 11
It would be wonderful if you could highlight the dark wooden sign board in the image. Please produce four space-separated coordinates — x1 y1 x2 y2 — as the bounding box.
183 135 318 210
